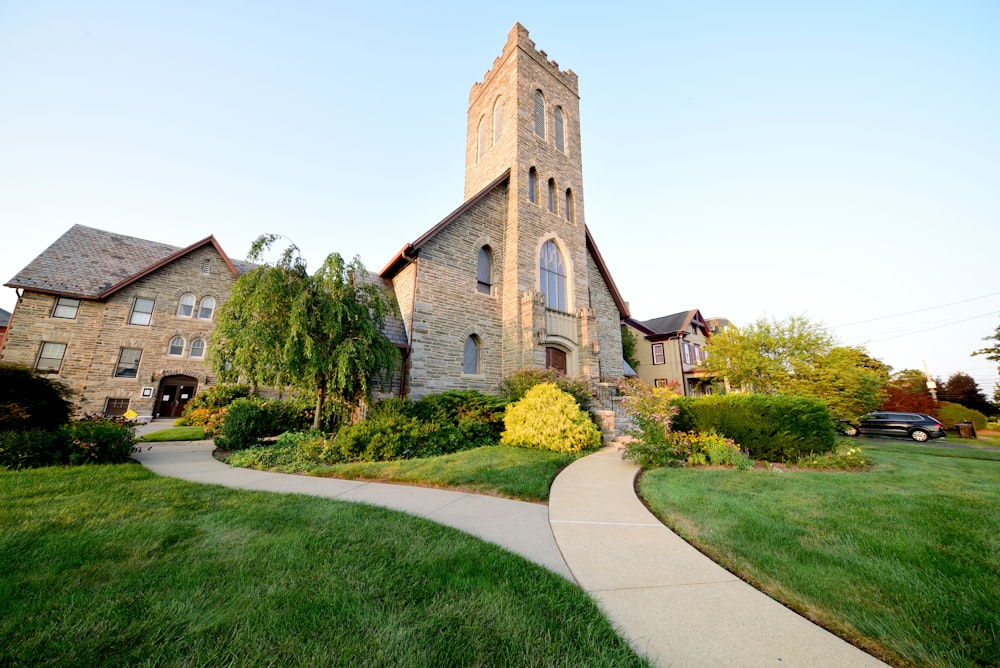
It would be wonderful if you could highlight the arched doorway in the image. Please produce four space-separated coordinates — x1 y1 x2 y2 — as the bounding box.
545 346 567 374
156 375 199 418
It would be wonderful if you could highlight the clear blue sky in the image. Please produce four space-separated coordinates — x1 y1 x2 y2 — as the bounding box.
2 1 998 395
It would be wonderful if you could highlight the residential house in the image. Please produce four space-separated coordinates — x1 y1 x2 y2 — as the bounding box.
625 309 725 396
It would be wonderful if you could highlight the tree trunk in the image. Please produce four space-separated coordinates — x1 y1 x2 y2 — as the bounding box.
313 378 326 431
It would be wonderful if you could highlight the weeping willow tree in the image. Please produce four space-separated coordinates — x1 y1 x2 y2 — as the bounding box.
210 235 400 430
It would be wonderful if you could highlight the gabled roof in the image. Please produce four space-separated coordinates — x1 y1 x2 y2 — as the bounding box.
0 308 10 328
5 225 252 300
378 168 630 318
626 309 710 340
380 170 511 279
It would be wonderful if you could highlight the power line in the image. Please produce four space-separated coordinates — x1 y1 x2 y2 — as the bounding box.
852 311 1000 344
832 291 1000 328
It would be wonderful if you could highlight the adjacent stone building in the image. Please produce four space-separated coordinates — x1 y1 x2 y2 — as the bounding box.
380 23 630 398
1 226 255 417
2 24 631 413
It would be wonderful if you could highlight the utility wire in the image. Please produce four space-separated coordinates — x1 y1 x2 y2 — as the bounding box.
833 291 1000 328
853 311 1000 344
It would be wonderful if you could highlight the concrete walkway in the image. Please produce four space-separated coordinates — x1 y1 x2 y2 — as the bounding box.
132 423 886 667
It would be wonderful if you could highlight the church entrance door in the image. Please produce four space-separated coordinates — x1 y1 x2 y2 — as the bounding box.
545 347 567 374
156 375 199 419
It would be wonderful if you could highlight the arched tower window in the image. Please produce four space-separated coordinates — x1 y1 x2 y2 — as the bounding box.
533 90 545 138
528 167 538 203
177 293 195 317
463 335 481 374
547 179 556 213
492 98 503 145
477 116 487 162
168 336 185 356
539 240 567 312
554 107 565 152
477 246 493 295
565 189 575 223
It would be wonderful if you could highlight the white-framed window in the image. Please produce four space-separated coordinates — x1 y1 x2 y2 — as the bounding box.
197 296 215 320
35 342 67 373
477 247 493 295
189 338 206 358
533 90 545 138
682 342 692 365
168 336 185 356
104 397 130 417
128 298 155 326
52 297 80 319
539 240 567 312
652 343 665 365
115 348 142 378
463 335 481 375
554 106 565 152
177 293 195 317
492 98 503 144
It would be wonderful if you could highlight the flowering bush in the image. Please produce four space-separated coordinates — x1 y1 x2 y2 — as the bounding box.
175 407 228 436
619 377 679 447
797 444 871 470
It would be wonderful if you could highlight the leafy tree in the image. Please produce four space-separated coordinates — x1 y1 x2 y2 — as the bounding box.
702 315 834 394
0 363 74 431
880 369 938 415
211 235 400 430
784 346 890 418
972 320 1000 409
939 372 994 416
621 325 640 370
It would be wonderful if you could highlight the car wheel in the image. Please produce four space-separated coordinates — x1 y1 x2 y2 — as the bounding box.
910 429 930 442
843 426 859 437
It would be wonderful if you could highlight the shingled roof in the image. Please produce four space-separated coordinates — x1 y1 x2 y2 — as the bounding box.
626 309 710 340
5 225 251 299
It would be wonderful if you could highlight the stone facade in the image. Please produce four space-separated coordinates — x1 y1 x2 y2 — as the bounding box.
380 24 630 398
1 231 245 417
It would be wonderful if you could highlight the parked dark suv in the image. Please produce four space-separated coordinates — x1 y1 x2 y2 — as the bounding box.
851 412 946 442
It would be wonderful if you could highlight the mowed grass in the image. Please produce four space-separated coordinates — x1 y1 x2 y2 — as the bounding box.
226 445 578 501
139 426 207 441
1 465 648 668
638 440 1000 667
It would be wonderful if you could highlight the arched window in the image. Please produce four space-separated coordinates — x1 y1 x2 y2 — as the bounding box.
197 296 215 320
565 188 575 223
533 90 545 138
477 246 492 295
168 336 185 356
177 293 195 317
539 240 567 312
477 116 487 162
492 98 503 144
554 107 565 152
189 338 206 358
528 167 538 203
463 335 481 374
547 178 556 213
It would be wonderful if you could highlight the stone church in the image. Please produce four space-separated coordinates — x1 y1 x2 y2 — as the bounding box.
1 24 630 416
380 23 630 398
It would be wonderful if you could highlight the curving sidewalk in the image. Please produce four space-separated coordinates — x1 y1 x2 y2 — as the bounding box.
133 428 886 667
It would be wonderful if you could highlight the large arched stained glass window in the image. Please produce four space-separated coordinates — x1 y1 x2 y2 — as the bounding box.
539 240 567 312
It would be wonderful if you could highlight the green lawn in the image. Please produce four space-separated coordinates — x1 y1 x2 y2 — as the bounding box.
225 444 578 502
638 440 1000 667
139 426 207 441
0 465 647 667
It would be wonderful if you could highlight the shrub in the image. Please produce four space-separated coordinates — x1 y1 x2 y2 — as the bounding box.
937 402 988 431
411 390 507 448
334 399 465 462
0 363 74 432
175 407 228 436
671 394 835 462
501 383 601 453
64 415 137 464
215 399 272 450
619 377 680 450
797 444 871 470
0 429 68 469
184 383 253 411
501 369 594 413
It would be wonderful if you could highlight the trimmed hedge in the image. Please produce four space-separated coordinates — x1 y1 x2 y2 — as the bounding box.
0 416 137 470
672 394 835 461
937 402 988 430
